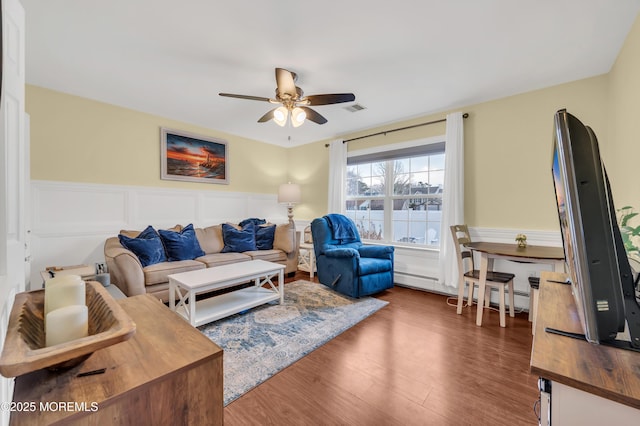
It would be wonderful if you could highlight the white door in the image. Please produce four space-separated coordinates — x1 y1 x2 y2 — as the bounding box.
0 0 26 422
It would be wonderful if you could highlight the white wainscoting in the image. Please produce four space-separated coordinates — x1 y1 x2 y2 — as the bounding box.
297 218 562 311
394 227 562 309
31 183 562 311
29 180 290 290
395 228 562 310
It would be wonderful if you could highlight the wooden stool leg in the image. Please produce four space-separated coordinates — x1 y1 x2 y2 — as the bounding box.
456 280 466 314
508 282 515 317
532 288 540 335
528 286 534 322
499 286 506 327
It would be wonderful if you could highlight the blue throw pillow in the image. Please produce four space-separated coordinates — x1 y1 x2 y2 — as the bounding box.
239 217 266 227
119 225 166 267
158 223 205 261
255 224 276 250
221 222 257 252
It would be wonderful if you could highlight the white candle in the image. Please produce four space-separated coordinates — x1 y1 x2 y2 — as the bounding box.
44 275 85 315
45 305 89 347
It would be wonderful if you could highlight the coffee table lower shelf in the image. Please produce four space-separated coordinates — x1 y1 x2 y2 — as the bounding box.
175 286 280 327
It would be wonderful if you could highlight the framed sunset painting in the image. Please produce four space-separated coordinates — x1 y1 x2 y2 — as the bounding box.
160 128 229 184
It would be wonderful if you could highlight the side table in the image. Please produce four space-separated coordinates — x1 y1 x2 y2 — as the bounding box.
298 242 316 278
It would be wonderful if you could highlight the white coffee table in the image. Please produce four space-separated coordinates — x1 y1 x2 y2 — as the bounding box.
168 259 285 327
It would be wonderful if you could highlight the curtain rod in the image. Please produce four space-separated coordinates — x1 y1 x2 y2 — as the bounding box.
325 112 468 147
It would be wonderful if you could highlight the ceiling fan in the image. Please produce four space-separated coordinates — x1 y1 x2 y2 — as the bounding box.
219 68 355 127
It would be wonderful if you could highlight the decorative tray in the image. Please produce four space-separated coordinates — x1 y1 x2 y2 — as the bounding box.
0 281 136 377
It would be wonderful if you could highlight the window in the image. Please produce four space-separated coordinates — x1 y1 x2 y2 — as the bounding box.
344 140 445 247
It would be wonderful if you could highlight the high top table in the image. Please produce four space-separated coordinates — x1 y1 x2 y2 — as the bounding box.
465 242 565 326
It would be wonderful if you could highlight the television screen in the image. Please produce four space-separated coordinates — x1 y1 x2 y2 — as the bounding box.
551 109 639 350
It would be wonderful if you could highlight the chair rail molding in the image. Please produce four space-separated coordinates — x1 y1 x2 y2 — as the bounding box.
470 227 562 247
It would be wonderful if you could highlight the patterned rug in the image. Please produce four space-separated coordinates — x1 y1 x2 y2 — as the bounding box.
198 280 389 405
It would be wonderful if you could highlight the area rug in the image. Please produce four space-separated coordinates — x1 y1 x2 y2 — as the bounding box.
198 280 389 405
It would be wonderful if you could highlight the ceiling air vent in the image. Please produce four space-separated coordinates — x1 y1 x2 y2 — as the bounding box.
344 103 366 113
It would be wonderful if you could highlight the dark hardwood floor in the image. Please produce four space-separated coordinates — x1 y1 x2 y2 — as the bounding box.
224 272 540 425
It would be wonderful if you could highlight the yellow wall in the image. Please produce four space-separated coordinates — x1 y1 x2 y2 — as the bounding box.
26 86 288 193
608 14 640 210
27 13 640 231
289 75 608 229
462 76 609 229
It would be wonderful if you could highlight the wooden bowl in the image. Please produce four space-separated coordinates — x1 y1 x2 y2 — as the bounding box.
0 281 136 377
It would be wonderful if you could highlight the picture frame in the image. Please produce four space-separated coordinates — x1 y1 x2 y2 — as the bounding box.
160 128 229 184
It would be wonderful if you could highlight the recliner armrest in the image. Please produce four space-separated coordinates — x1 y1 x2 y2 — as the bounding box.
358 245 394 259
324 247 360 258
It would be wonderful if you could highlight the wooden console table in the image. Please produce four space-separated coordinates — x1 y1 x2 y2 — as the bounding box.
10 294 223 425
530 271 640 424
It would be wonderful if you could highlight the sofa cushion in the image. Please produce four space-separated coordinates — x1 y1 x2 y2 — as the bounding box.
358 257 393 275
255 224 276 250
195 252 252 268
118 225 167 267
221 222 257 252
143 259 205 286
273 222 295 253
195 225 224 254
244 249 286 263
158 223 205 261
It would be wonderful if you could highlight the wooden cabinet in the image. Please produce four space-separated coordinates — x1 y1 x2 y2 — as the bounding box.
530 272 640 424
10 295 223 425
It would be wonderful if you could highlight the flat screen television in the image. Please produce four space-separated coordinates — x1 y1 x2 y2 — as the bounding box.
551 109 640 351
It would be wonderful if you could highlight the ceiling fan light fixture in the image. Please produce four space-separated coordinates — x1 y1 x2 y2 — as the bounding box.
273 106 288 127
219 68 355 127
291 107 306 128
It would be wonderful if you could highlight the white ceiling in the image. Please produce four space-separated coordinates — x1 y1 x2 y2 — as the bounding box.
23 0 640 147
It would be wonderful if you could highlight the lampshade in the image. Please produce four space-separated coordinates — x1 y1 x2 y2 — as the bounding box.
291 107 306 128
278 182 301 205
273 106 288 127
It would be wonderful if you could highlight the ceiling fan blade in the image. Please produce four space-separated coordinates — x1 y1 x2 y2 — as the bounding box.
257 108 277 123
275 68 297 99
219 93 272 102
304 93 356 106
300 107 327 125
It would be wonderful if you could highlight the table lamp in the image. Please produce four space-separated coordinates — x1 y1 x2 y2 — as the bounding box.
278 182 301 223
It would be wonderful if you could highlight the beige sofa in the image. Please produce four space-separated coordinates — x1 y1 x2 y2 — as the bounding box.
104 222 298 302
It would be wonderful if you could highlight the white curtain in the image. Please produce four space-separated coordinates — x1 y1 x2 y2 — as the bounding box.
327 139 347 213
439 112 465 287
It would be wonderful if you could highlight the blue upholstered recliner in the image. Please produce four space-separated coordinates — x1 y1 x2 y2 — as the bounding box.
310 214 394 298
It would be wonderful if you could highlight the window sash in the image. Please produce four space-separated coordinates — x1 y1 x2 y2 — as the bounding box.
345 141 445 248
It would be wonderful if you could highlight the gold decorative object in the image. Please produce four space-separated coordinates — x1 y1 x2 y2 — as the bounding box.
515 233 527 248
0 281 136 377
